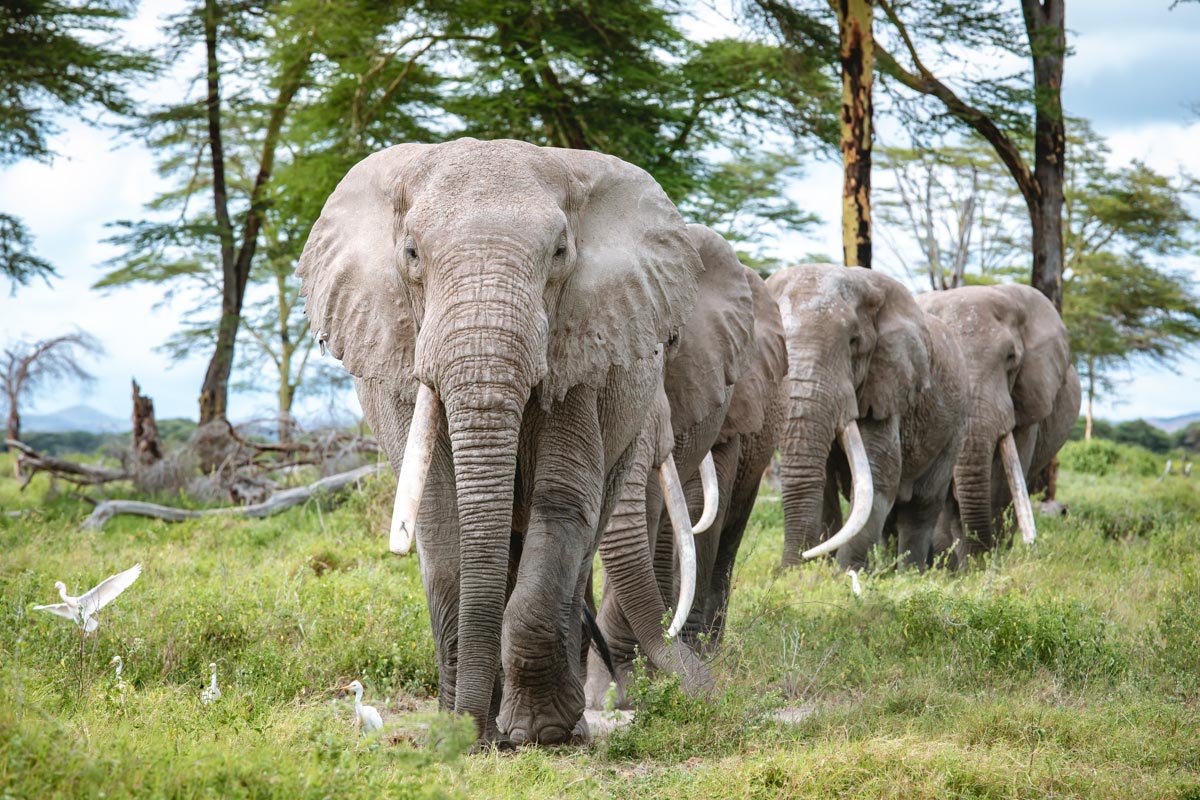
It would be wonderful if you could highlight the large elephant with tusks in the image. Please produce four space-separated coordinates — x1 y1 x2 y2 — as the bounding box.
297 139 704 746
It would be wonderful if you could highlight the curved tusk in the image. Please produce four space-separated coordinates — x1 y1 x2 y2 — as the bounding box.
389 383 443 555
692 451 719 534
999 431 1037 545
803 419 874 559
658 453 697 639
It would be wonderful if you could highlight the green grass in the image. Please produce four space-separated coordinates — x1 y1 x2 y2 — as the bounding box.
3 448 1200 799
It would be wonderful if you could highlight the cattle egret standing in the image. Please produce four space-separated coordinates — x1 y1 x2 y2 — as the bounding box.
847 569 862 597
110 655 126 691
343 680 383 735
33 564 142 633
201 662 221 705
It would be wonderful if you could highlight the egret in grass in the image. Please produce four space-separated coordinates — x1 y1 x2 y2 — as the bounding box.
847 569 862 597
110 655 125 691
201 662 221 705
342 680 383 735
33 564 142 633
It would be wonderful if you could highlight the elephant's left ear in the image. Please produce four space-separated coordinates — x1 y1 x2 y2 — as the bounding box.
296 144 433 401
543 150 703 404
859 276 932 420
1012 285 1070 426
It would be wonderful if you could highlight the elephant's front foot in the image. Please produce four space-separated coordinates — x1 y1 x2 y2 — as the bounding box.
499 678 586 746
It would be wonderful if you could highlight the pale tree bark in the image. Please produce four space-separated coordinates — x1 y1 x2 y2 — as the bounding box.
837 0 875 268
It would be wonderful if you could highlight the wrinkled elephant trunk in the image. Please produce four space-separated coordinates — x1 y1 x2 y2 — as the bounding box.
779 375 841 567
954 414 1004 559
417 278 546 740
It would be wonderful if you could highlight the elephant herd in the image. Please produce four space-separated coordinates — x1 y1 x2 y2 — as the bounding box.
297 139 1081 747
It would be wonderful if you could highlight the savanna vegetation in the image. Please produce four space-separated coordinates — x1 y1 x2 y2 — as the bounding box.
4 444 1199 799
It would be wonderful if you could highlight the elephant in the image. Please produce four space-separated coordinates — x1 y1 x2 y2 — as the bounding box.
765 264 968 571
583 224 760 709
918 284 1081 562
296 138 705 746
680 263 787 651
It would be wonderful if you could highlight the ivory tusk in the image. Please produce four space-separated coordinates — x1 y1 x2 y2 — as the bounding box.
389 383 442 555
803 419 874 560
658 453 697 639
999 431 1037 545
692 451 719 534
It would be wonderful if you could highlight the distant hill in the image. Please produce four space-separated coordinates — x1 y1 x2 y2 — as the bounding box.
22 405 128 434
1145 413 1200 434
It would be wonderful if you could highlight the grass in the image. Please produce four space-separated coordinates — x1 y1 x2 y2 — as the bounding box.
3 449 1200 798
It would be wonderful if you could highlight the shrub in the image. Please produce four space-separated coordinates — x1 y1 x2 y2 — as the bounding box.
1059 439 1159 477
1152 578 1200 698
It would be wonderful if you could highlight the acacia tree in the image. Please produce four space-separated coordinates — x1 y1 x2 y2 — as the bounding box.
1061 127 1200 438
0 0 152 291
873 0 1067 308
2 332 105 446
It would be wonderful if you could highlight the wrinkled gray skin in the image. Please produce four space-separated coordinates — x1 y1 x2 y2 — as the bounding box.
584 225 761 709
680 266 786 650
296 139 702 745
919 285 1081 563
766 265 968 570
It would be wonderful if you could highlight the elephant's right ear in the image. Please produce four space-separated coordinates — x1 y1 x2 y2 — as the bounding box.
296 144 433 401
543 150 703 404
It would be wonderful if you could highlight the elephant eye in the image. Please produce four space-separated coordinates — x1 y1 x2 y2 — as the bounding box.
849 335 861 349
554 245 566 257
405 245 418 261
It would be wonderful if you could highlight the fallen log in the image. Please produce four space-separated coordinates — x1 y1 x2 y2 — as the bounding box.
7 439 129 486
81 462 387 531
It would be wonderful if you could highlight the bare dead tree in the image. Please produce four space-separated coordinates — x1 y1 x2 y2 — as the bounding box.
130 379 163 468
3 332 105 475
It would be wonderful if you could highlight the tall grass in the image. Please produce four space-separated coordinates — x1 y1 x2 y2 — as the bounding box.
2 448 1199 798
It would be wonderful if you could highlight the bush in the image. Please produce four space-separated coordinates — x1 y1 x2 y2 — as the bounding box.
1112 419 1172 454
1153 578 1200 698
1059 439 1159 477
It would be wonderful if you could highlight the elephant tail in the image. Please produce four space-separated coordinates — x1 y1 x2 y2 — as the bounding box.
583 604 617 680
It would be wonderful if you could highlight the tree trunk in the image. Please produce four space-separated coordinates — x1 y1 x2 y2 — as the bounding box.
1084 357 1094 441
130 379 163 468
1023 0 1066 311
198 0 237 426
837 0 874 268
196 0 310 426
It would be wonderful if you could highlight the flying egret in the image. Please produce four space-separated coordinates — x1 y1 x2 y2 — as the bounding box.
110 655 126 691
342 680 383 735
201 662 221 705
33 564 142 633
847 569 862 597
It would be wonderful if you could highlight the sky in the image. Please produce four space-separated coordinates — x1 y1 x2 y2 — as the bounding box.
2 1 1200 426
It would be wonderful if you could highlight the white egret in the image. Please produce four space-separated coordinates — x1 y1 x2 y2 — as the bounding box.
847 569 862 597
201 662 221 705
33 563 142 633
342 680 383 735
110 655 126 691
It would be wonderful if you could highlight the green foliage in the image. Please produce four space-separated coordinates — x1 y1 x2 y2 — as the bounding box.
0 0 153 164
0 213 56 292
1112 419 1173 454
1153 578 1200 698
1070 415 1113 442
1058 439 1160 478
1174 421 1200 453
4 455 1200 797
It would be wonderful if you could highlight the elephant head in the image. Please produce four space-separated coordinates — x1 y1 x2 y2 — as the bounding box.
918 284 1071 553
766 264 933 567
297 138 701 740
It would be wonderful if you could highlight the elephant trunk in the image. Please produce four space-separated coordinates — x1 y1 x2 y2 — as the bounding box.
954 414 1004 558
422 272 546 740
778 373 841 567
599 444 710 690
